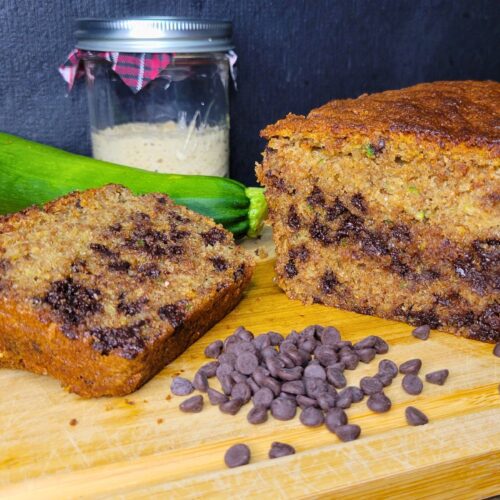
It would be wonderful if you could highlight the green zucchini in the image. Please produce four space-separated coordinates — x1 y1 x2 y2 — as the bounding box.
0 133 267 238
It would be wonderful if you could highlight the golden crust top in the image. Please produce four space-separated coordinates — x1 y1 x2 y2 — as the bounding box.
262 81 500 152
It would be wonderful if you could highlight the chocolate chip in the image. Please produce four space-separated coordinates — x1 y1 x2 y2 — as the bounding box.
218 374 234 396
307 185 326 207
493 342 500 357
216 362 234 378
351 193 367 213
278 353 296 368
278 366 303 381
252 366 270 385
297 395 318 409
314 345 338 366
299 338 317 353
280 391 297 402
402 374 423 395
219 398 244 415
374 337 389 354
360 376 384 395
340 353 359 370
44 277 102 326
320 326 341 345
399 359 422 375
170 377 194 396
90 320 147 359
354 335 378 349
210 256 229 272
281 380 305 395
204 340 223 359
218 352 236 375
300 406 325 427
253 334 271 351
405 406 429 426
247 405 268 424
199 361 219 378
345 386 364 403
412 325 430 340
287 206 301 230
247 377 261 394
284 260 298 278
268 332 284 345
301 324 322 339
207 388 228 405
231 371 248 384
304 364 327 380
304 377 329 398
271 397 297 420
367 392 391 413
193 370 209 392
335 340 353 349
232 341 258 357
201 227 227 246
231 382 252 404
335 424 361 442
329 361 346 372
266 356 284 377
326 198 348 221
158 303 186 328
269 442 296 459
325 407 348 432
252 387 274 408
338 346 353 357
336 388 353 409
317 392 337 410
326 367 347 388
425 369 449 385
375 371 394 387
378 359 398 378
224 443 250 468
357 348 376 363
179 395 204 413
235 352 259 375
261 376 281 397
289 347 310 366
235 326 254 342
320 270 339 292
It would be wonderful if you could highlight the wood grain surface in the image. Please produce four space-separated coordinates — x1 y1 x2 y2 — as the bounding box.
1 258 499 499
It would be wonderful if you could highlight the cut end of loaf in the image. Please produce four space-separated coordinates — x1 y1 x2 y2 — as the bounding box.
257 81 499 343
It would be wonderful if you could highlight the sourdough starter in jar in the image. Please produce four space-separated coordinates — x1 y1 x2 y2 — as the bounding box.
91 121 229 176
74 17 234 177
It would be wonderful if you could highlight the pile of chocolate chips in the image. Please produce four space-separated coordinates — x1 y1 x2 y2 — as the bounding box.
172 324 450 449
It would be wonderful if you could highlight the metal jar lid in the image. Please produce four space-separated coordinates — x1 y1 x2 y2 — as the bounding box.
75 17 233 53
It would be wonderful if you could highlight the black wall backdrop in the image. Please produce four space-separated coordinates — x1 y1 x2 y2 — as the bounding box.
0 0 499 186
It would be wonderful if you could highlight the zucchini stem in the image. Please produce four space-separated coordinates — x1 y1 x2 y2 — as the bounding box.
245 187 268 238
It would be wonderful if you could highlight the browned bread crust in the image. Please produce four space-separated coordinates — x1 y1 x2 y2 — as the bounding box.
263 80 500 155
257 81 499 343
0 185 254 397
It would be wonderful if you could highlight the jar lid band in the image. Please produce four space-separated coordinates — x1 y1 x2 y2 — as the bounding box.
59 49 237 94
75 17 233 53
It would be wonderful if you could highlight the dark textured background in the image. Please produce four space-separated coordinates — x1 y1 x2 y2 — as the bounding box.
0 0 499 185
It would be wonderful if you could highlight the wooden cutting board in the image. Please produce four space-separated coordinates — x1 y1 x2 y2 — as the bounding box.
1 257 499 499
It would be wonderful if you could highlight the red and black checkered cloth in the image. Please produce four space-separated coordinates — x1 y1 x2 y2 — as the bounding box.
59 49 172 93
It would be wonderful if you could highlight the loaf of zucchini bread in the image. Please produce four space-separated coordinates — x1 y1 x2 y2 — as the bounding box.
0 185 254 396
256 81 499 342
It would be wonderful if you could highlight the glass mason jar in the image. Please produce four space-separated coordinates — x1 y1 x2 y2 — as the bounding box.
75 18 233 177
